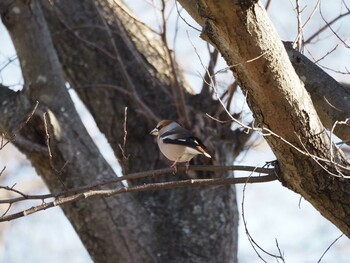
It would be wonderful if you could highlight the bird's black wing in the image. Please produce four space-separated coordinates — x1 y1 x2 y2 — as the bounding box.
163 136 209 154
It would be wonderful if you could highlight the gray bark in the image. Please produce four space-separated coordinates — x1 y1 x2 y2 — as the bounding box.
284 42 350 143
1 1 157 262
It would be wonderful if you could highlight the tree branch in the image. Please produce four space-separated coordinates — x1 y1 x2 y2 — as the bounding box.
92 1 160 123
0 166 276 222
1 1 158 261
284 42 350 143
0 164 275 203
177 0 350 237
160 0 189 127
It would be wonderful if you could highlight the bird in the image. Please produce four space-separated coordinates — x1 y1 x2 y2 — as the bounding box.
150 120 211 172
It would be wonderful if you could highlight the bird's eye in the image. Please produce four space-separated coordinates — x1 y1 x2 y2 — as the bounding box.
157 125 163 130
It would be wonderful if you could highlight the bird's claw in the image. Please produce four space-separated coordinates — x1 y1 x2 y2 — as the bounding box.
171 161 177 174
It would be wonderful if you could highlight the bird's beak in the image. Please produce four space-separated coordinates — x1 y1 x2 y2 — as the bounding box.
150 128 158 136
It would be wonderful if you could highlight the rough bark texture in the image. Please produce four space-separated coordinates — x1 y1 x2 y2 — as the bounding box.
177 0 350 236
1 1 157 262
41 0 242 261
284 42 350 143
0 0 244 262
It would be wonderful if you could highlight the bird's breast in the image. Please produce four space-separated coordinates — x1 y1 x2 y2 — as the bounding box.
158 137 202 162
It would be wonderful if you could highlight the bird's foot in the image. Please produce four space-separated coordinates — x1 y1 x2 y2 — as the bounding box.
185 162 190 174
171 161 178 174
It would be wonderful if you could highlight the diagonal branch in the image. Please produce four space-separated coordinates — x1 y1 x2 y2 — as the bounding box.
177 0 350 238
284 42 350 143
92 1 160 123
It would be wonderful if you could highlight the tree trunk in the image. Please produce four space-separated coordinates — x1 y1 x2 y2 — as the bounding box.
178 0 350 236
1 1 157 262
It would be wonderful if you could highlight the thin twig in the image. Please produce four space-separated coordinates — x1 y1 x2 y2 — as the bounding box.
160 0 189 127
318 2 350 49
211 97 350 178
0 166 5 177
189 30 263 131
193 39 349 176
300 0 320 43
175 1 201 32
201 45 219 96
265 0 272 11
317 234 344 263
0 164 276 205
241 172 285 262
294 0 304 51
241 174 267 262
0 101 39 150
1 203 12 218
118 107 129 174
0 184 27 197
43 112 68 189
0 55 18 72
0 169 276 222
226 81 238 111
275 239 286 263
92 2 160 123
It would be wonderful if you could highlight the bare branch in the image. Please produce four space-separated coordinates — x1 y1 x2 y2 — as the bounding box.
265 0 272 11
294 0 304 51
43 112 68 189
200 45 219 96
191 35 350 180
92 2 160 123
1 203 12 218
118 107 129 174
0 99 40 150
284 42 350 143
0 184 27 198
0 164 275 203
0 166 5 177
318 3 350 49
317 234 344 263
175 1 201 32
0 101 43 152
301 0 320 39
225 81 238 112
160 0 189 126
0 166 276 222
241 176 285 262
207 77 350 178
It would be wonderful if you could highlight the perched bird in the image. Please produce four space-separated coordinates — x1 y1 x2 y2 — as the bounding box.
150 120 211 172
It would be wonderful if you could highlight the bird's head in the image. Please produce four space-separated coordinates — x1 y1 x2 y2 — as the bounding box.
150 120 174 136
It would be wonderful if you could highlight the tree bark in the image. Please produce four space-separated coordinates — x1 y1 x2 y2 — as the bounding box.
177 0 350 236
1 1 160 262
284 42 350 143
40 0 243 261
